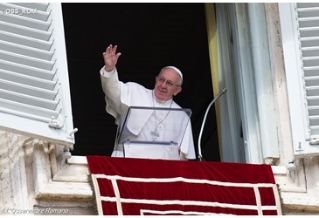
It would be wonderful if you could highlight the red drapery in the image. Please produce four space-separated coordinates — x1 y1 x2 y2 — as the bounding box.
86 156 281 215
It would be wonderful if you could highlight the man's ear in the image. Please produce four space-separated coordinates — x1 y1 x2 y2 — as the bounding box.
173 86 182 96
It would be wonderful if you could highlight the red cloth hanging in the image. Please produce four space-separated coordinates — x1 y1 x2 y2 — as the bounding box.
86 156 280 215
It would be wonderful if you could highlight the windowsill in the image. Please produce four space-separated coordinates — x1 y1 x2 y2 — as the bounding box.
35 155 93 200
67 155 88 165
61 156 307 194
52 156 89 182
66 155 290 177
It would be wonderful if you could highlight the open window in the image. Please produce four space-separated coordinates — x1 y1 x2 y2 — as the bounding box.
209 3 280 164
0 3 75 149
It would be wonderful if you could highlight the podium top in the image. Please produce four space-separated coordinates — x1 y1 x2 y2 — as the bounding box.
117 106 192 146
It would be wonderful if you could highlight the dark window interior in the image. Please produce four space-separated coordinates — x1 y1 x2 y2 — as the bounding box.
62 3 220 161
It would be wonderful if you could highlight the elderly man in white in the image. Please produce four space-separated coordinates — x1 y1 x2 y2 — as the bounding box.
100 44 196 160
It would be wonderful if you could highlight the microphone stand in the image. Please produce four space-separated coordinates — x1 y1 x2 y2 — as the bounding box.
198 88 227 161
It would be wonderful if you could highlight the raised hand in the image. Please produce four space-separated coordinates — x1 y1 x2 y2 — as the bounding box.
102 44 122 71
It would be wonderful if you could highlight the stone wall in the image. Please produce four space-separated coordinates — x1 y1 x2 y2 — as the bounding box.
0 130 96 215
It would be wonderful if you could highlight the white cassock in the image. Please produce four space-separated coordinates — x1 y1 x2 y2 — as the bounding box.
100 67 196 160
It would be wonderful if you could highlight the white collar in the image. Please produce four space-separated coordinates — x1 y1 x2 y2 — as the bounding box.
152 91 173 107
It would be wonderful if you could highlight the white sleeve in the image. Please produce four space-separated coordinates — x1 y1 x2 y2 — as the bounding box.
180 122 196 160
100 67 124 124
100 68 116 77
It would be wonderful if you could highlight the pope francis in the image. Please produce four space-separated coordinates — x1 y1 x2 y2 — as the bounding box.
100 44 196 160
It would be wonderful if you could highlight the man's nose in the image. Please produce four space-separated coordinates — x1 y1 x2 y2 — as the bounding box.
160 81 168 88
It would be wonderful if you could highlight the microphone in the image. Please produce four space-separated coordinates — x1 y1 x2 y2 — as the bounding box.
197 88 227 161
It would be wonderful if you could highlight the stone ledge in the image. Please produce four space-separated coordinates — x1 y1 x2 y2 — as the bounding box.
35 180 93 200
53 163 90 182
281 192 319 214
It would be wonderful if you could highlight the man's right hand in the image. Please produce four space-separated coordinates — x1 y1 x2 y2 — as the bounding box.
102 44 121 72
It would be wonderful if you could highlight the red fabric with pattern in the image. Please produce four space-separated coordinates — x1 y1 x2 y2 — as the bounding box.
86 156 279 215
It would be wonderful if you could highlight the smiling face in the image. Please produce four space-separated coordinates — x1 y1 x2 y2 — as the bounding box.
153 68 182 102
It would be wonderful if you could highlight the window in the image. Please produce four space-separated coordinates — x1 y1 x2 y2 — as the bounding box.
214 3 280 163
62 3 216 159
0 3 75 148
279 3 319 157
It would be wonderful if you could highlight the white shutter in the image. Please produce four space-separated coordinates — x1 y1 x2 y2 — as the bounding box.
279 3 319 157
298 3 319 138
0 3 75 149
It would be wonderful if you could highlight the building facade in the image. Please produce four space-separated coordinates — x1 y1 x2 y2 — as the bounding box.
0 2 319 215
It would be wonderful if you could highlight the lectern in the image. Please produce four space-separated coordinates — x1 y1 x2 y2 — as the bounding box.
116 106 192 160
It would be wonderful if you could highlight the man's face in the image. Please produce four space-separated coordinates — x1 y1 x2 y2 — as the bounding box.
154 68 182 102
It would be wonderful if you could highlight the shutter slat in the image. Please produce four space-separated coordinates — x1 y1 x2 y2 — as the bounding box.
303 58 319 68
308 107 319 117
0 50 54 70
0 13 50 31
0 88 58 110
0 98 57 122
0 21 52 41
299 17 319 21
304 65 319 69
0 40 53 60
305 77 319 88
299 19 319 29
297 3 319 8
301 49 319 57
298 7 319 11
0 31 52 50
304 68 319 77
307 90 319 95
305 75 319 80
298 9 319 18
0 78 57 100
309 115 319 128
300 26 319 31
302 46 319 51
307 95 319 100
310 125 319 130
300 29 319 38
0 60 55 80
0 69 56 90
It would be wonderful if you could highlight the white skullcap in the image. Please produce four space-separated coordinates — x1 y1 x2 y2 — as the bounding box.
162 66 183 80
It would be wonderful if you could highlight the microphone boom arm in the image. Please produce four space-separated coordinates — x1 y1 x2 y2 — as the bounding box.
198 88 227 161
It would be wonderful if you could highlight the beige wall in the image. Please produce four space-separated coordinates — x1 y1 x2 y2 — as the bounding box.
0 130 96 215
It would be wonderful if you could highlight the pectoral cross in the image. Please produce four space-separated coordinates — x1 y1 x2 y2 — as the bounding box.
151 130 160 137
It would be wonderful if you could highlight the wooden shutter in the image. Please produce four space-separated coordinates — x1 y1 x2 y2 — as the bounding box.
298 3 319 139
280 3 319 157
0 3 75 148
